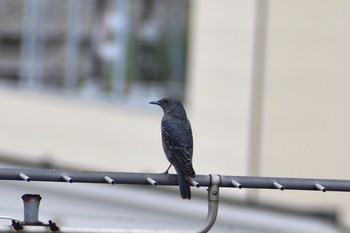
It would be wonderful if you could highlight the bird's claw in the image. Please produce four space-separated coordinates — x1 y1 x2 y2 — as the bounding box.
161 171 172 178
162 163 173 175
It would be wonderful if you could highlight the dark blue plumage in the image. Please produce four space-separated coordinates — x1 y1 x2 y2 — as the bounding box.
150 97 195 199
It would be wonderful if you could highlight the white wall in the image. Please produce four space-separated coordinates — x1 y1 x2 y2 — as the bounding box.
260 0 350 228
0 88 164 172
188 0 256 176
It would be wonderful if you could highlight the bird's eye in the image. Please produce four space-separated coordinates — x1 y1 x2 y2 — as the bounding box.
164 99 169 104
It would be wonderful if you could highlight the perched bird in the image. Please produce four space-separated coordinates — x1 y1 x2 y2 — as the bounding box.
150 97 195 199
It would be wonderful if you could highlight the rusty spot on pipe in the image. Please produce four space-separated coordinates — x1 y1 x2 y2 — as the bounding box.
22 194 42 203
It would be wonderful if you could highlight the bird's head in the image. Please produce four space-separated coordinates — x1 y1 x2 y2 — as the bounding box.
149 97 186 116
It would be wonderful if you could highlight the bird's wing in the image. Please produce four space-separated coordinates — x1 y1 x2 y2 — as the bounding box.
161 120 194 176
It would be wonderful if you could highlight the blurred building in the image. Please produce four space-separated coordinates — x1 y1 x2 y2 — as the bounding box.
0 0 349 232
0 0 188 100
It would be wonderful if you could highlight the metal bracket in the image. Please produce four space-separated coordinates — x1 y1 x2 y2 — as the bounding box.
191 174 221 233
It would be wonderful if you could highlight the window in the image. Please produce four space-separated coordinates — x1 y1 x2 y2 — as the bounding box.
0 0 189 103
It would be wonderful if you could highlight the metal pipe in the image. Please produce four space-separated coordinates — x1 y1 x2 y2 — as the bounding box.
220 175 350 192
189 178 200 188
230 180 242 189
192 174 220 233
19 173 31 182
22 194 42 224
273 181 284 191
0 172 340 233
315 183 327 192
62 175 73 183
104 176 115 185
1 168 350 192
146 177 158 186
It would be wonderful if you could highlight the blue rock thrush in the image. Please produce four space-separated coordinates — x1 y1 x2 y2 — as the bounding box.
150 97 196 199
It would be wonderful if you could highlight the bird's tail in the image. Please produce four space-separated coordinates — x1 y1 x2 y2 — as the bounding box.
178 173 191 199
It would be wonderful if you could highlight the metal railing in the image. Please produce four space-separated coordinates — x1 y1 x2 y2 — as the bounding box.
1 167 350 232
0 167 349 192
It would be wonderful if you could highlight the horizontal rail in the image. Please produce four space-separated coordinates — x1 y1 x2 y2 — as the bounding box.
0 168 350 192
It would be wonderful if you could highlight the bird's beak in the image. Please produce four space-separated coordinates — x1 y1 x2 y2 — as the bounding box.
149 100 160 105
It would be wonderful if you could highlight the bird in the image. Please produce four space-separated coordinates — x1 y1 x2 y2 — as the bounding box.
149 97 195 199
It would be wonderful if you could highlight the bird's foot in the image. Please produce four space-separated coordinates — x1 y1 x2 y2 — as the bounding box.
161 170 169 175
161 170 173 178
162 163 173 175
